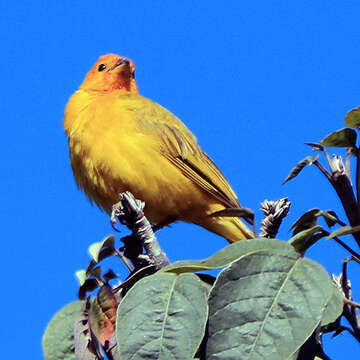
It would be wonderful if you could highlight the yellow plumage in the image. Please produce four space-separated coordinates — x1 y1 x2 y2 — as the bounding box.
64 54 253 242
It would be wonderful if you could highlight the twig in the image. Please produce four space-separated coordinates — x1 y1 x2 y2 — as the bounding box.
103 334 119 360
114 248 134 272
322 147 333 172
356 152 360 208
344 298 360 309
314 160 333 183
111 191 170 270
333 217 347 227
112 264 156 294
345 148 352 181
315 158 360 248
341 259 360 342
332 174 360 248
259 198 291 238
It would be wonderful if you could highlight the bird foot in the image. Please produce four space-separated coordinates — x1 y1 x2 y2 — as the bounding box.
110 191 145 231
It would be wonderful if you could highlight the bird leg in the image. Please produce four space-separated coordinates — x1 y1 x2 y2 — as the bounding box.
111 193 145 231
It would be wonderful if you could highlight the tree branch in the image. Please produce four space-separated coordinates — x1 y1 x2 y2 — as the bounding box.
111 191 170 271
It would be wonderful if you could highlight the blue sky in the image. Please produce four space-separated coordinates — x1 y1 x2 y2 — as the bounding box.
1 1 360 358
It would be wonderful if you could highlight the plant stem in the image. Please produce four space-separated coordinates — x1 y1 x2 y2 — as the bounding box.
315 160 360 248
341 260 360 342
114 248 134 272
331 236 360 261
344 298 360 309
356 152 360 208
314 160 333 183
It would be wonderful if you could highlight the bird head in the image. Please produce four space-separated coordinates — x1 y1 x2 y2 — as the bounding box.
80 54 138 93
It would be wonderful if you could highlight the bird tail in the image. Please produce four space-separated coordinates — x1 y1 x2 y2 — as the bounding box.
198 215 254 243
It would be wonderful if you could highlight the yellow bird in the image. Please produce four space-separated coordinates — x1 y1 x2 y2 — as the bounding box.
63 54 253 242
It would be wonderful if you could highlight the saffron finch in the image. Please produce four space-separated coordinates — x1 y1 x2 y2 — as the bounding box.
64 54 253 242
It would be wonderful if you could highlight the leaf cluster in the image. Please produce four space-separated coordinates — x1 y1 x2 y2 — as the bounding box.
43 238 344 360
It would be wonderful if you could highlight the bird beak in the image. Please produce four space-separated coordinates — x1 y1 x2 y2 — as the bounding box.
112 59 130 71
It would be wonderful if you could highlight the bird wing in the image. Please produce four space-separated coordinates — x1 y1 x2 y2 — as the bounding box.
125 94 240 209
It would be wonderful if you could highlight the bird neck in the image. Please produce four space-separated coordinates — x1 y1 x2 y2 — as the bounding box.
80 78 138 94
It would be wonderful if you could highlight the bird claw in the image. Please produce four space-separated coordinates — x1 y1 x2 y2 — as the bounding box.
110 192 145 231
110 219 121 232
110 201 124 232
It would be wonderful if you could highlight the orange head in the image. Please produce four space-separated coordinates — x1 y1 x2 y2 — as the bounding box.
80 54 138 93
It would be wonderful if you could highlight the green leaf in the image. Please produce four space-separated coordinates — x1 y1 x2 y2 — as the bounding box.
345 106 360 129
87 266 102 280
319 128 357 148
304 142 324 151
286 350 300 360
103 269 119 282
42 301 84 360
78 278 100 300
86 247 117 273
75 270 87 286
116 272 208 360
290 209 321 235
206 251 334 360
326 225 360 239
320 283 344 327
161 238 295 274
88 235 115 263
288 225 325 253
283 155 319 184
321 210 340 228
290 209 340 236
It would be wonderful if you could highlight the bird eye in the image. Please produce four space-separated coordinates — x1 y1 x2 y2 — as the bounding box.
131 71 135 79
98 64 106 72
